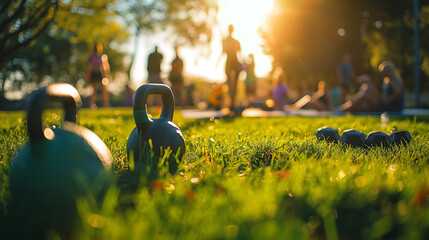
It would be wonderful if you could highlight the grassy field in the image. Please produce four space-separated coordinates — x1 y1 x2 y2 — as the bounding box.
1 108 429 239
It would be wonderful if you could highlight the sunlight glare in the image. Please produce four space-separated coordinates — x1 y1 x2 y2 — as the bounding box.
132 0 274 84
217 0 274 78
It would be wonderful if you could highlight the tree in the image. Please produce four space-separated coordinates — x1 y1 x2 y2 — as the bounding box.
1 0 129 96
261 0 429 93
115 0 218 83
360 0 429 92
0 0 59 95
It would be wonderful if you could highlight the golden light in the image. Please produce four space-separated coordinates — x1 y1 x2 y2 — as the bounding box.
217 0 274 77
102 78 109 86
265 99 275 108
43 128 55 140
132 0 275 84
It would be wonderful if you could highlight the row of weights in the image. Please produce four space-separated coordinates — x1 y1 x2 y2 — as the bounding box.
316 126 412 147
9 83 185 238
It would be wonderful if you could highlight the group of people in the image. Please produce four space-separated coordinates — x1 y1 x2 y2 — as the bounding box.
86 26 405 114
86 43 188 108
146 46 187 106
273 58 404 113
218 25 405 114
339 61 404 113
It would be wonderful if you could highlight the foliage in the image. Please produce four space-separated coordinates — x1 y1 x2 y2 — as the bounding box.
115 0 218 83
1 109 429 239
261 0 429 92
0 0 129 96
0 0 59 94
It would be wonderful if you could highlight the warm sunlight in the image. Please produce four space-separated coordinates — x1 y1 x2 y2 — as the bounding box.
216 0 274 77
132 0 274 84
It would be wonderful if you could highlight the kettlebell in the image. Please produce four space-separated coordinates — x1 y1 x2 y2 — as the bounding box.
9 83 112 238
127 84 185 174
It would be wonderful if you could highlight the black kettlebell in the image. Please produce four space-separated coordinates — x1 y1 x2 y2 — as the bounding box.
127 84 185 175
9 83 113 238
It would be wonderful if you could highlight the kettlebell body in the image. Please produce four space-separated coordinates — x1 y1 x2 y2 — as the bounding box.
127 84 185 174
9 83 112 237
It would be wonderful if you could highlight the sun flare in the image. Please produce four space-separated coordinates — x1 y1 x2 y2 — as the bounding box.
132 0 274 84
217 0 274 77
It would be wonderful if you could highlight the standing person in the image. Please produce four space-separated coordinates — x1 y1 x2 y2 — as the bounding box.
272 70 289 110
222 24 242 111
336 53 355 104
147 46 163 84
169 46 184 106
378 61 404 112
244 54 257 106
86 43 110 109
147 46 163 106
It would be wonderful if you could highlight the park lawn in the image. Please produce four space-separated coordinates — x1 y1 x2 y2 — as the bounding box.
1 108 429 239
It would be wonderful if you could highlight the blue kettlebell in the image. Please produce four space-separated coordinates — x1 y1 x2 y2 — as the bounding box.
127 84 185 174
9 83 112 238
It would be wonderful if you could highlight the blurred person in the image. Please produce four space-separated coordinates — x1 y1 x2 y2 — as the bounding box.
222 24 242 111
339 74 380 112
124 84 134 107
169 46 184 106
378 61 404 112
330 86 341 108
185 83 195 107
209 83 224 110
272 69 289 110
147 46 163 106
86 43 111 109
285 81 331 111
147 46 164 84
336 53 355 105
244 54 257 106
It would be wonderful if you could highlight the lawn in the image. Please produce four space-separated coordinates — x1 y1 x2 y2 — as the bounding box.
1 108 429 239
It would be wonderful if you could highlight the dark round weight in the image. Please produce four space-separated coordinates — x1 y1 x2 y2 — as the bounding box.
389 130 412 146
316 126 340 143
364 131 391 147
127 84 185 175
10 83 112 238
340 129 366 147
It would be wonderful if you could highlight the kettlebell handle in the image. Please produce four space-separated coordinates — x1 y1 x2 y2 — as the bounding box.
27 83 82 143
133 84 174 124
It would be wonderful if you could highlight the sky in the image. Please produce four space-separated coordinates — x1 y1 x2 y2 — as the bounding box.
130 0 275 86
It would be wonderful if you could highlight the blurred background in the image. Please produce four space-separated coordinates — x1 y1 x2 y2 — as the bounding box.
1 0 429 109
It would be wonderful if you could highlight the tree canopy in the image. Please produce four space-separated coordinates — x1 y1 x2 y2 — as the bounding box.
0 0 219 97
261 0 429 93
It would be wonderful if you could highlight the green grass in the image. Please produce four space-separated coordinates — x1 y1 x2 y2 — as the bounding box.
1 108 429 239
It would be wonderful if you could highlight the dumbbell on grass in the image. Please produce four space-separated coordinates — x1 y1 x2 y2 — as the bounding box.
364 131 391 147
340 129 366 147
389 130 412 146
316 126 340 143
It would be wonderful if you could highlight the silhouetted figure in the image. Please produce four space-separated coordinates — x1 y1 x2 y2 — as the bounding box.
185 83 195 107
209 83 224 110
86 43 110 109
124 84 134 107
339 74 380 112
330 87 341 108
147 46 163 106
272 70 289 110
147 46 163 84
222 24 242 110
337 53 355 105
309 81 331 111
244 54 257 106
378 61 404 112
169 46 184 106
285 81 331 111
